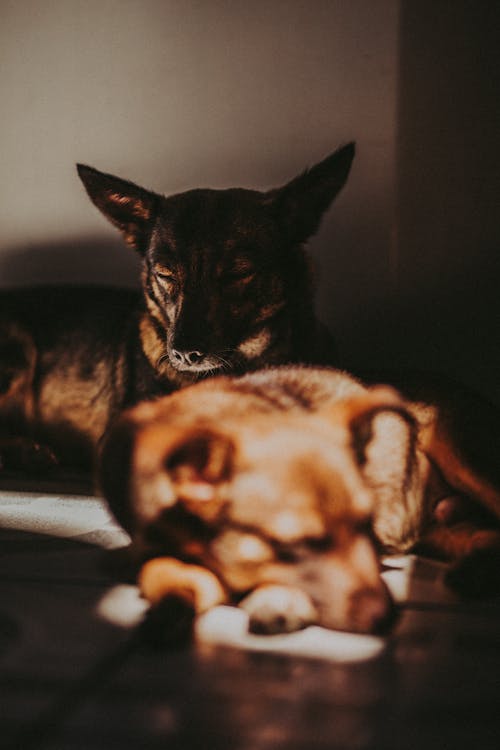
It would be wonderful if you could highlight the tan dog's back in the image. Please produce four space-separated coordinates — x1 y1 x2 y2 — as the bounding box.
100 365 500 635
101 367 418 633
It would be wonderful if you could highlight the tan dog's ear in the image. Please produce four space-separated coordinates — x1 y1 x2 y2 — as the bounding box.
165 428 235 503
324 386 417 467
104 421 235 533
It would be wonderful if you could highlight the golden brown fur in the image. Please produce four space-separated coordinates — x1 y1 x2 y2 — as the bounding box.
99 366 500 634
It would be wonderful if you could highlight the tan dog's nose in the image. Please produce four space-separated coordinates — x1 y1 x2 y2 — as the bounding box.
346 584 396 634
294 536 397 634
314 576 395 634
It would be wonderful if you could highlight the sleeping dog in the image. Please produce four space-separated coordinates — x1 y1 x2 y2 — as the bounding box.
100 366 500 635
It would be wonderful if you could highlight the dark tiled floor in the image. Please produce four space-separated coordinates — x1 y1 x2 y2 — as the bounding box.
1 487 500 749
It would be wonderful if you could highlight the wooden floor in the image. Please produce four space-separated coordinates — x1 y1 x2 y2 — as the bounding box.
1 484 500 750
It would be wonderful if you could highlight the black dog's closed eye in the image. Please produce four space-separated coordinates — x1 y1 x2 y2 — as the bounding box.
156 270 176 282
222 259 256 283
226 270 256 285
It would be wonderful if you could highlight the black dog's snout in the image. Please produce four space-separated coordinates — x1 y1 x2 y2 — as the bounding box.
171 349 206 367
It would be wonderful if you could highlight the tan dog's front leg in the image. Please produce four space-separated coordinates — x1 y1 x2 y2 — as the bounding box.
139 557 228 613
138 557 228 647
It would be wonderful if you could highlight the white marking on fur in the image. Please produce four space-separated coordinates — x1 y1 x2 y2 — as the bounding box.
269 510 305 543
238 328 271 359
236 534 274 563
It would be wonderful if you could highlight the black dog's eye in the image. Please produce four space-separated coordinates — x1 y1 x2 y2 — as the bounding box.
231 268 255 282
155 269 176 284
224 259 256 283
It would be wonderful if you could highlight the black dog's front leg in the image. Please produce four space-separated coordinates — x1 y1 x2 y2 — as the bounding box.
0 436 59 474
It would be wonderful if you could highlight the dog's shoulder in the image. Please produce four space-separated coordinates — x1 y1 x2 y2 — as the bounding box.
233 365 366 411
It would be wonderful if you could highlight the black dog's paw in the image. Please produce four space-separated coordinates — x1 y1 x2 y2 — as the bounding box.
139 595 195 649
240 585 318 635
0 438 59 475
445 547 500 599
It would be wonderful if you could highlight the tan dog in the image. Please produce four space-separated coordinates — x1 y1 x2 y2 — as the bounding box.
100 366 500 635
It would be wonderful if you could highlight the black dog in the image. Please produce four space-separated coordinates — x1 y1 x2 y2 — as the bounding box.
0 143 354 470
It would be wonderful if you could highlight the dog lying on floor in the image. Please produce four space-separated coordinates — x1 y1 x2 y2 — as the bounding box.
99 366 500 635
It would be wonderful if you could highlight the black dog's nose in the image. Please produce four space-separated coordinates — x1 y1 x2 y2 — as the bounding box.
171 349 205 367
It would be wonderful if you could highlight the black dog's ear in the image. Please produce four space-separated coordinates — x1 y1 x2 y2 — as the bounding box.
269 142 355 244
77 164 159 253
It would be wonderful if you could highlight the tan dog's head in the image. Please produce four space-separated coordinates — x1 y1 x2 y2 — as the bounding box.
101 386 412 634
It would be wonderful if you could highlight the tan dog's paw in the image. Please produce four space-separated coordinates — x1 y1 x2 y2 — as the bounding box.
240 585 318 634
139 557 227 612
137 557 228 648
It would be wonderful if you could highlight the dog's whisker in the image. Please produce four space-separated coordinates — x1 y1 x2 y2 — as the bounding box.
157 353 170 368
4 145 357 477
216 356 232 370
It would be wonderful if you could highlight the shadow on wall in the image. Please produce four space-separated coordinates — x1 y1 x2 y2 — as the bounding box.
0 236 141 289
338 245 500 405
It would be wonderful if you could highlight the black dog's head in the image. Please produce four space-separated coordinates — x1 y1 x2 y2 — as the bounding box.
77 144 354 383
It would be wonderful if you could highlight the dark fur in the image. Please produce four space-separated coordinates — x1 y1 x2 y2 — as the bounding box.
0 144 354 470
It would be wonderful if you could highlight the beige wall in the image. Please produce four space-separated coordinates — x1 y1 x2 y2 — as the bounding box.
0 1 398 306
